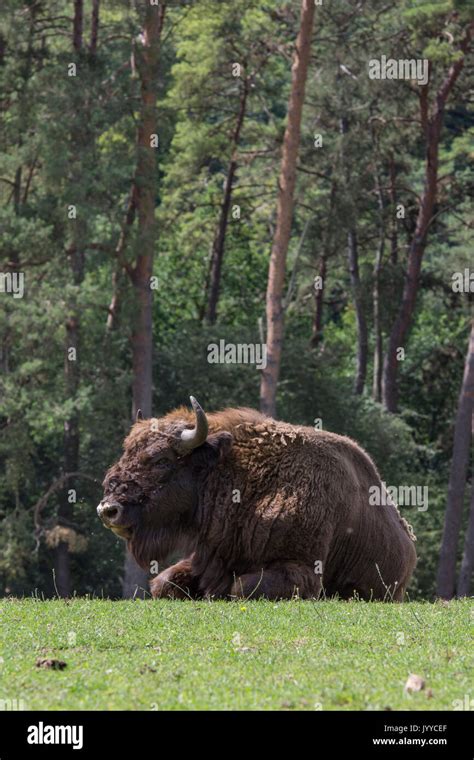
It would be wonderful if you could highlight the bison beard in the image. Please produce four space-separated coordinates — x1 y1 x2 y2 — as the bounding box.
98 399 417 601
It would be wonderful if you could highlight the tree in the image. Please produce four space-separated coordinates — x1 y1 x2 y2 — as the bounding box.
370 121 387 403
260 0 315 417
436 320 474 599
205 74 249 324
339 113 368 395
162 0 288 326
122 2 167 598
457 476 474 597
55 0 87 597
382 19 474 412
310 209 333 348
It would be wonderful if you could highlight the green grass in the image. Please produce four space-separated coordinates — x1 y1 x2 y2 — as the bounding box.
0 598 472 711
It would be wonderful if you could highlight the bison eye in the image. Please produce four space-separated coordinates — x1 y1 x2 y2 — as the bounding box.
153 457 171 467
108 478 119 490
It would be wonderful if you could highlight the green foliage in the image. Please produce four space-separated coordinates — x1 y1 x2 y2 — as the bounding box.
0 0 472 599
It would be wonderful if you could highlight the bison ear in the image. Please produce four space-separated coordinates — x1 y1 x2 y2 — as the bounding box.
191 431 233 468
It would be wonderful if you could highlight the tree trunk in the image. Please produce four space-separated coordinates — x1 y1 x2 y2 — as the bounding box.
311 255 326 347
347 228 368 394
382 27 473 412
106 187 137 331
123 2 166 598
54 0 86 598
310 180 336 348
436 320 474 599
130 2 165 421
372 256 383 401
205 80 248 324
13 166 22 216
12 5 37 219
73 0 83 53
457 474 474 597
90 0 99 56
56 291 82 598
339 115 367 395
381 143 436 411
260 0 315 417
205 161 237 324
372 148 386 402
389 155 398 265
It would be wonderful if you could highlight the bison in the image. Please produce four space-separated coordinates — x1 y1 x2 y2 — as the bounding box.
97 397 416 601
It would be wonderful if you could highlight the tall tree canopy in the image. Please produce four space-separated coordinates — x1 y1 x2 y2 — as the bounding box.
0 0 472 599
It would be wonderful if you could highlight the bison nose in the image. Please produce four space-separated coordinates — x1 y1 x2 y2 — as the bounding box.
97 501 122 524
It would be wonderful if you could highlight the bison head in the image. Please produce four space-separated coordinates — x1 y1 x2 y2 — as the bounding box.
97 397 232 568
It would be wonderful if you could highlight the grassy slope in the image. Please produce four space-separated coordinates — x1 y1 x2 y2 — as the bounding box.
0 598 472 711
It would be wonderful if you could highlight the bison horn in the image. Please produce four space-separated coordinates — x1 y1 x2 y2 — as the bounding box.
136 409 143 422
180 396 208 450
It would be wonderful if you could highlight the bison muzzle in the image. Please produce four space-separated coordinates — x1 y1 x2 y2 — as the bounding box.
97 396 416 601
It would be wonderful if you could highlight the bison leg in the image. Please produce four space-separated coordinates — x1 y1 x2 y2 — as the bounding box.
230 562 322 601
150 558 201 600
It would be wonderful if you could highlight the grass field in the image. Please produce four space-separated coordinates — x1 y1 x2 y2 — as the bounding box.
0 598 472 711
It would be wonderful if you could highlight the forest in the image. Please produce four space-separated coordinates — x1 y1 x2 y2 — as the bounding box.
0 0 473 602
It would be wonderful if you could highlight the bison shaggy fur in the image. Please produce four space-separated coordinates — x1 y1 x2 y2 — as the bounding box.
98 403 417 601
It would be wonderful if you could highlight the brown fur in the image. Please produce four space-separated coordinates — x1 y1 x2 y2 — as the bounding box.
100 406 417 601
